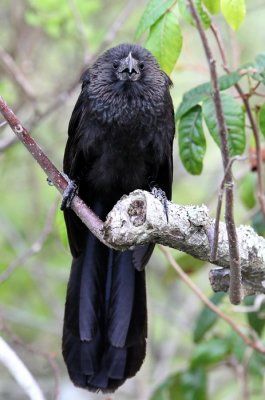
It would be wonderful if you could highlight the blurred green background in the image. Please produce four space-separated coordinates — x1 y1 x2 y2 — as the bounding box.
1 1 265 399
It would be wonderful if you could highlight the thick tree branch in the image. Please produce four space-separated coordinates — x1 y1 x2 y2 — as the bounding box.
188 0 242 304
103 190 265 298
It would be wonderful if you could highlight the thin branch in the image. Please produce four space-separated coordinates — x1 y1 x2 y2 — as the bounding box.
0 200 58 284
188 0 242 305
210 156 247 261
211 23 265 219
0 336 46 400
97 0 136 55
1 320 60 400
0 46 36 99
159 245 265 355
0 96 105 243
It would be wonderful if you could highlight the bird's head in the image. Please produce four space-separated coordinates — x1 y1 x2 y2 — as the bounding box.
82 43 172 96
113 50 144 82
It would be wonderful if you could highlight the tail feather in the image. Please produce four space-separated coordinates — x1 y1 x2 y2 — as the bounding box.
62 230 150 392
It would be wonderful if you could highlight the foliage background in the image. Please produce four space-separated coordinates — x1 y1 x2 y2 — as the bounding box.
1 0 265 399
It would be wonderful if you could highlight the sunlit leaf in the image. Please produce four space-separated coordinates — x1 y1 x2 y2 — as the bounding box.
178 105 206 175
202 93 246 156
220 0 246 31
239 172 257 209
259 103 265 137
202 0 220 14
135 0 176 39
178 0 211 29
145 11 182 74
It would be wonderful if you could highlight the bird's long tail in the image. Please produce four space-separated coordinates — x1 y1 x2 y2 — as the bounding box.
62 229 150 392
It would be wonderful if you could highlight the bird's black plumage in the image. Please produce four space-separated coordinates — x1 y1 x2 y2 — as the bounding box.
62 43 175 392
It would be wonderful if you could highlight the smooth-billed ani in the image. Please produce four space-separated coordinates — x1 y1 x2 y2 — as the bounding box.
62 43 175 392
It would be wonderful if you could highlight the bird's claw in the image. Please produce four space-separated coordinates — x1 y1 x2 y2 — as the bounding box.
60 173 78 210
151 185 169 222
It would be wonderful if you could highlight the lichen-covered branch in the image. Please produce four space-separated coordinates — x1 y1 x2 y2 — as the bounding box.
103 190 265 298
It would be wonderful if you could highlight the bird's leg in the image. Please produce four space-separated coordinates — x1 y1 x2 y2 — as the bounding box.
60 173 78 210
149 180 169 222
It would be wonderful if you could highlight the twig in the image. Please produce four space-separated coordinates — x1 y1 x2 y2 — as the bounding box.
211 23 265 219
210 156 247 261
0 336 46 400
0 96 105 243
159 245 265 355
0 200 58 284
0 46 36 99
97 0 136 54
1 320 60 400
188 0 242 304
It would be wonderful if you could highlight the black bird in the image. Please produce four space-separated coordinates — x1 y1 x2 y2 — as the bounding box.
62 43 175 392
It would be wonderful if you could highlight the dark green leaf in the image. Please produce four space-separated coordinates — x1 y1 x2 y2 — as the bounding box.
175 71 242 119
252 211 265 237
244 295 265 337
135 0 176 39
191 338 230 368
145 11 182 74
259 103 265 137
193 292 225 342
151 368 207 400
178 105 206 175
202 93 246 156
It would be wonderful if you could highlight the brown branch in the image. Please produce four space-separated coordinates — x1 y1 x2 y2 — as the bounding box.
159 245 265 355
210 156 247 261
0 46 36 99
188 0 242 305
0 96 105 244
211 24 265 220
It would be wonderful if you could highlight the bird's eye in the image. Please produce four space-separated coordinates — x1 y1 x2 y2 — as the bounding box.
113 61 119 69
139 62 145 70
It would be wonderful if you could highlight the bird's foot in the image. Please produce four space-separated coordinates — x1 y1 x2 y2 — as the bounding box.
60 173 78 210
151 185 169 222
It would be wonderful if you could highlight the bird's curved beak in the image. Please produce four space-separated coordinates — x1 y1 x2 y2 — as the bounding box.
118 52 140 81
125 52 134 74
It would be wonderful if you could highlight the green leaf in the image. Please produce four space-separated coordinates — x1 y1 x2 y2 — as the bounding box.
239 172 257 209
195 0 211 28
145 11 182 74
193 292 225 342
178 105 206 175
151 369 207 400
259 103 265 137
252 211 265 237
175 70 242 119
244 295 265 337
220 0 246 31
202 0 220 14
202 93 246 156
178 0 211 29
191 338 230 368
135 0 176 39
